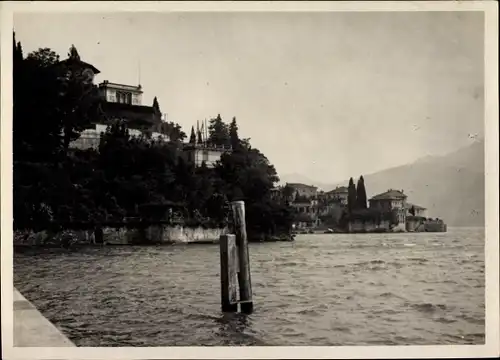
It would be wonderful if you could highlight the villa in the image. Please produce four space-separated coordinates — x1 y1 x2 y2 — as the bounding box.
64 50 229 167
368 189 430 231
286 183 318 199
323 186 349 205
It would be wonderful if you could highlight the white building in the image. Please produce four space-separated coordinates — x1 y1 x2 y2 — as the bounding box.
98 81 143 106
70 124 168 150
184 143 232 168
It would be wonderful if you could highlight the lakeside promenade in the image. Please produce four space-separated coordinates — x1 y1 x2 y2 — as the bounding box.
13 287 74 347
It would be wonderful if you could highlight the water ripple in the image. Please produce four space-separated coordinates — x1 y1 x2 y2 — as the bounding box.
14 228 485 346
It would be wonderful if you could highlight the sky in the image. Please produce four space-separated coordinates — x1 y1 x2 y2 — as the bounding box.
14 11 484 184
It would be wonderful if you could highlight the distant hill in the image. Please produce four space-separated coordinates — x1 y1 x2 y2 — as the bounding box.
281 140 485 226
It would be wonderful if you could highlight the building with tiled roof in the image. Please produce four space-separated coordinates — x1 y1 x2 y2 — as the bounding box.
405 203 427 217
369 189 408 224
286 183 318 199
326 186 348 194
322 186 349 205
369 189 407 201
286 183 318 189
64 50 168 150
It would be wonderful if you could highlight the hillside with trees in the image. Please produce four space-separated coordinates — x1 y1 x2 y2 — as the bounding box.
13 33 294 242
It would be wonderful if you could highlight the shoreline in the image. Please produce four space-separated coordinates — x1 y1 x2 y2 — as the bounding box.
13 237 294 250
13 288 75 347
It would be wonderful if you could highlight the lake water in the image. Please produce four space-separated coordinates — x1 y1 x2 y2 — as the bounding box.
14 227 485 346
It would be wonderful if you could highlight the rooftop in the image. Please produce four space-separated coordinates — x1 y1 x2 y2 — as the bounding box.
326 186 348 194
53 58 101 75
287 183 318 190
98 81 143 93
370 189 407 201
405 203 427 210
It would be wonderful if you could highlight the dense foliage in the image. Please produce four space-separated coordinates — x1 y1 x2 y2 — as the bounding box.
13 34 293 239
356 176 367 209
340 176 399 227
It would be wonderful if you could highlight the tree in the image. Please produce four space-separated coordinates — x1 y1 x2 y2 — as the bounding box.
57 45 102 153
13 41 105 228
152 96 161 113
208 114 230 146
409 205 416 216
189 126 196 144
13 32 24 65
356 175 367 209
15 44 102 158
25 47 60 67
13 39 294 239
282 184 296 203
158 121 187 142
229 117 240 149
97 120 178 218
215 137 286 237
14 46 64 163
347 177 357 214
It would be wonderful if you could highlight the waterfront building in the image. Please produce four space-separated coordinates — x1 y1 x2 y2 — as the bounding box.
183 120 232 168
286 183 318 199
184 143 232 168
405 203 427 217
64 51 169 150
96 81 166 134
98 80 143 106
368 190 427 225
65 50 229 167
369 189 408 224
289 196 321 229
70 79 169 150
290 199 320 229
323 186 349 205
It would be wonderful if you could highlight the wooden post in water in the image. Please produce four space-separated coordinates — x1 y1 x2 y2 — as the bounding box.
230 200 254 314
219 234 239 312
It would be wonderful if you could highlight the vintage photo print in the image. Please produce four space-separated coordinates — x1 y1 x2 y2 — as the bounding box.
1 1 498 359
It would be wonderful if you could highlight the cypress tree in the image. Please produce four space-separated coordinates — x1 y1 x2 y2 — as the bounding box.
356 175 367 209
189 126 196 144
13 32 24 64
229 117 240 149
347 177 357 214
410 205 416 216
152 96 160 113
208 114 230 146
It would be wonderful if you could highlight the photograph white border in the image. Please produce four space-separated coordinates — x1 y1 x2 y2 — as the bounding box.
1 1 498 359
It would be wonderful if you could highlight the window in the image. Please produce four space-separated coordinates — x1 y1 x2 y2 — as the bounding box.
116 91 132 104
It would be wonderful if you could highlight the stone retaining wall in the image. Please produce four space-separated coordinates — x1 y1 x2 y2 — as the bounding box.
14 225 228 246
347 220 392 233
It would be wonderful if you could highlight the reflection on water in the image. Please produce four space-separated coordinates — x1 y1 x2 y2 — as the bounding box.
14 227 485 346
